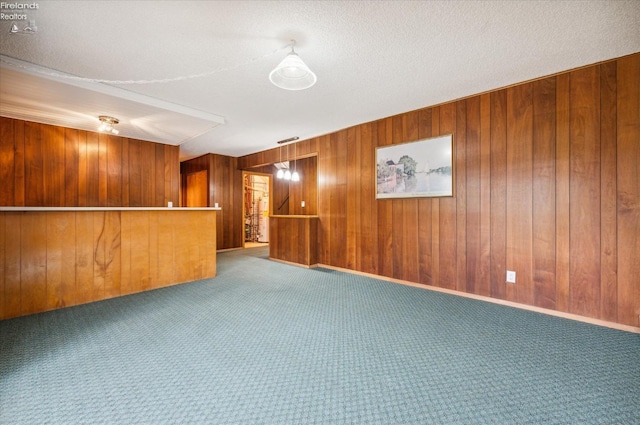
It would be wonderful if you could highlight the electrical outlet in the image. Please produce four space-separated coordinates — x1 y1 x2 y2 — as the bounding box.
506 270 516 283
301 201 305 208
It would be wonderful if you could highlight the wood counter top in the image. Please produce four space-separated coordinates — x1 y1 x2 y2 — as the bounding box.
0 207 221 211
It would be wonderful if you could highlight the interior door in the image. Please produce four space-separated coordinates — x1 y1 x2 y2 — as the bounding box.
185 170 208 207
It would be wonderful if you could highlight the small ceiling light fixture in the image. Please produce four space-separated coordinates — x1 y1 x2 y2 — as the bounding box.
269 40 317 91
98 115 120 135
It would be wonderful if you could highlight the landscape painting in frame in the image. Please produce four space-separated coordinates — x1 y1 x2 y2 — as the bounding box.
376 134 454 199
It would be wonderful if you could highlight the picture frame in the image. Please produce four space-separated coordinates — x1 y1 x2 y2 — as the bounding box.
376 134 454 199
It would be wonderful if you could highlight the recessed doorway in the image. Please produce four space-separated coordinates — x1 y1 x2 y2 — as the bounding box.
243 172 271 248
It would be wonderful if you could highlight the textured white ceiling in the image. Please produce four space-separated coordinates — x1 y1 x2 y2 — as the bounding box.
0 0 638 159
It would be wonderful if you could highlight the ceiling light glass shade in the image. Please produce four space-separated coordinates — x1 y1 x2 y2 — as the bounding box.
284 170 292 180
291 171 300 182
269 52 317 91
98 116 120 135
276 169 284 179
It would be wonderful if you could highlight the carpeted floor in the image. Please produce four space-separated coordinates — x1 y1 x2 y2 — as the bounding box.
1 246 638 424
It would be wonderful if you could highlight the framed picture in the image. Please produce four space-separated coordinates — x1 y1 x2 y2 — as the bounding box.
376 134 454 199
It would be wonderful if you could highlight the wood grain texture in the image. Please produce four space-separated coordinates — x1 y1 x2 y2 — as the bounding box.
478 93 492 297
555 73 571 313
490 90 508 300
532 77 557 310
21 212 47 314
3 213 21 319
569 66 601 319
0 118 15 205
269 216 318 266
438 103 456 290
599 61 617 322
616 54 640 326
506 83 533 305
64 128 79 207
0 120 179 208
0 210 217 319
237 53 640 327
24 121 44 206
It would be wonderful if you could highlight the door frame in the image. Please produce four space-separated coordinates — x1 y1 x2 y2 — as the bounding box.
242 171 273 248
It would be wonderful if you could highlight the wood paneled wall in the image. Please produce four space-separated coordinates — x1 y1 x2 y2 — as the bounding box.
0 210 217 319
180 154 243 250
269 216 318 266
239 53 640 327
0 118 180 207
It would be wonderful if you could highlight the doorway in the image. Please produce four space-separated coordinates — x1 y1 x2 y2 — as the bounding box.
243 172 271 248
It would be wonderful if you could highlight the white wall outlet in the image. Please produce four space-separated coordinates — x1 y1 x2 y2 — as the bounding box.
301 201 305 208
506 270 516 283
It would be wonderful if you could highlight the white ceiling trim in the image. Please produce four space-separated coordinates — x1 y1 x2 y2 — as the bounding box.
0 55 225 125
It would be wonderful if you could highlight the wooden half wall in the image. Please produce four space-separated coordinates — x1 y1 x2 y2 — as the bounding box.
0 209 217 320
239 53 640 328
0 118 180 207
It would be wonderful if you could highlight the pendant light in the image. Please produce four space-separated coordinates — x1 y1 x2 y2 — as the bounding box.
269 40 317 91
283 144 292 180
291 143 300 182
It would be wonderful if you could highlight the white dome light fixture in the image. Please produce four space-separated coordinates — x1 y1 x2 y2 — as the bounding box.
269 40 317 91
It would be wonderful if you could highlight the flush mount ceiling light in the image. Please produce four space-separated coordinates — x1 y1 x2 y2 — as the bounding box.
98 115 120 135
269 40 317 91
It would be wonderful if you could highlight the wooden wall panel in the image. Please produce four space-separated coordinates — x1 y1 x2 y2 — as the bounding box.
490 90 508 300
616 54 640 325
569 66 601 319
555 74 571 313
0 210 217 319
46 212 76 310
438 103 457 290
238 53 640 327
127 138 142 207
360 123 378 275
3 213 21 317
599 61 617 322
21 213 47 314
86 131 100 207
107 135 123 207
43 124 65 207
13 120 25 206
24 121 44 206
64 128 79 207
532 77 557 310
0 120 179 208
478 93 492 297
506 83 534 305
0 118 15 205
456 96 481 293
77 131 88 206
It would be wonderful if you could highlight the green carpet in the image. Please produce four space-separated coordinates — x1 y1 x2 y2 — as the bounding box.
1 246 638 424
